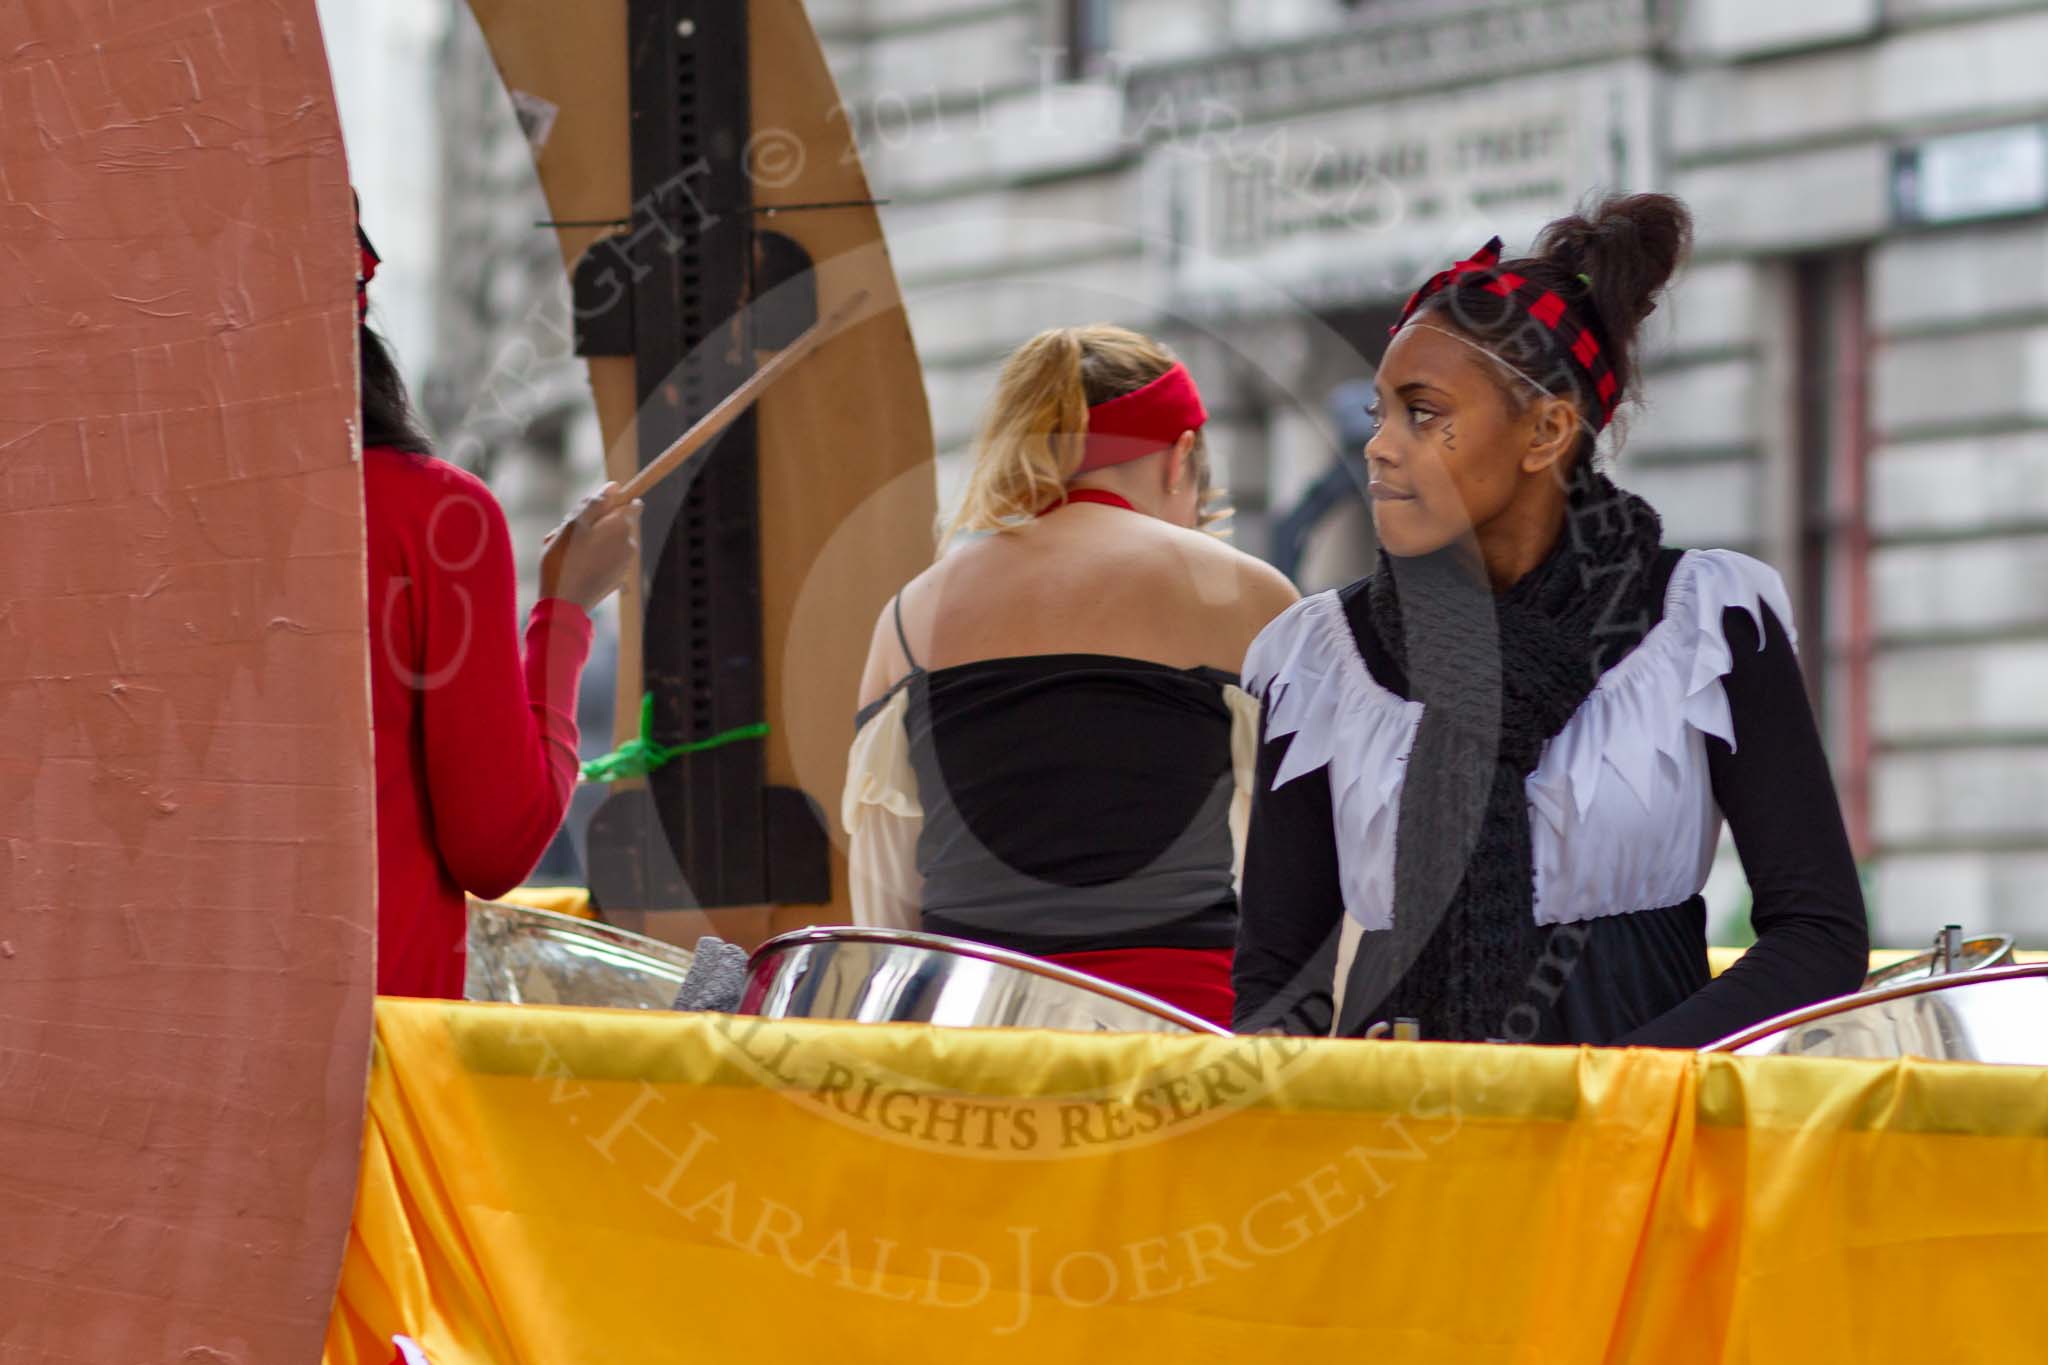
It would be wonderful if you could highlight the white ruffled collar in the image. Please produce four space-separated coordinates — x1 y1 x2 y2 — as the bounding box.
1535 548 1795 822
1244 549 1794 931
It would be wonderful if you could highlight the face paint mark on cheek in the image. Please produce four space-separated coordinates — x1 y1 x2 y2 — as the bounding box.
1440 421 1458 454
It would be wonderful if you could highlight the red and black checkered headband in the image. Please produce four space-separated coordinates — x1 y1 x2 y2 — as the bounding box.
1392 236 1621 433
353 190 380 323
356 223 380 323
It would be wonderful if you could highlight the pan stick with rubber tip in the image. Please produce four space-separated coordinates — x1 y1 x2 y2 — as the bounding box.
616 288 873 505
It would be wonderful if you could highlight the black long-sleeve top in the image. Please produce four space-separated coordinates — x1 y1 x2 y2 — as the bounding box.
1233 548 1869 1047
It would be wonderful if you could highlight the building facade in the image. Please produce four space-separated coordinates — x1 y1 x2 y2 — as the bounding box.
805 0 2048 946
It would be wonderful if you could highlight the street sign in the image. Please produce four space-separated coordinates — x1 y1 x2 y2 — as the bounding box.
1894 123 2048 227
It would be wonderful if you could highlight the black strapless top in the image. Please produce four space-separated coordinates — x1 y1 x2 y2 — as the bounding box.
857 653 1240 956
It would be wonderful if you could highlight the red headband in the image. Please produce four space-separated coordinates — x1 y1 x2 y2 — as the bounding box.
1078 363 1209 474
1393 236 1622 431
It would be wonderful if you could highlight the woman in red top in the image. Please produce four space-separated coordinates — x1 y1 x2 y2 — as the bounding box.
356 217 640 997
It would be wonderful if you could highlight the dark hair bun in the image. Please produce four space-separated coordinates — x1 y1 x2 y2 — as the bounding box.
1535 192 1693 346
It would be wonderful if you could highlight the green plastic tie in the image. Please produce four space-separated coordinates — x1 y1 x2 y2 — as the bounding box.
580 693 770 782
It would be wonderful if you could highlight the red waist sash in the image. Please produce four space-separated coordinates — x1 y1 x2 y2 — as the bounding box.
1041 946 1234 1030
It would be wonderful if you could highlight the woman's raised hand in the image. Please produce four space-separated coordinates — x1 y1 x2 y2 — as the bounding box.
540 482 644 612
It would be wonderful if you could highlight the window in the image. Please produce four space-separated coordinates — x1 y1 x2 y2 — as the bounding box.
1061 0 1111 80
1790 251 1873 856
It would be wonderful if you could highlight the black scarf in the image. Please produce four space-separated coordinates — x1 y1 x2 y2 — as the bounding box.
1344 467 1665 1041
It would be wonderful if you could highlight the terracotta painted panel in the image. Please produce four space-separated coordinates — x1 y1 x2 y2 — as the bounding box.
0 3 373 1361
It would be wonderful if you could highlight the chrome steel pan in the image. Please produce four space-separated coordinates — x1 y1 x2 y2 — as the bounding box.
1704 962 2048 1064
740 927 1230 1036
1860 934 2016 992
465 900 696 1010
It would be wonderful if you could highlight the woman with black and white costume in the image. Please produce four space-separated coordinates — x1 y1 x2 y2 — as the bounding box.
1233 194 1869 1047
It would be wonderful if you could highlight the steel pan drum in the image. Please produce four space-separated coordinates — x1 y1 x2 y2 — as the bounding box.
464 900 696 1009
1704 963 2048 1064
1861 934 2016 991
740 927 1231 1036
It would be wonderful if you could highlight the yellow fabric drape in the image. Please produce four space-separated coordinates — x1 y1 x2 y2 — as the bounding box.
325 1001 2048 1363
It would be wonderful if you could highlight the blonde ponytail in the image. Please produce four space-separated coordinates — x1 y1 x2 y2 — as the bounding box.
942 329 1090 540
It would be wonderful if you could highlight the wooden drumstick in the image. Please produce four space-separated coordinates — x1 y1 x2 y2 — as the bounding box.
616 288 873 504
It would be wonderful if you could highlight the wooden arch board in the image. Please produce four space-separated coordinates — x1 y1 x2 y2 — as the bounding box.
465 0 937 932
0 3 373 1363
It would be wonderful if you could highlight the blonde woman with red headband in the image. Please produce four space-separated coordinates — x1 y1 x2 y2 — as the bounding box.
845 325 1298 1026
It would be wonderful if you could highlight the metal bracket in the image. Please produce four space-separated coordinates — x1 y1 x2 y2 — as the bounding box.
1934 923 1963 976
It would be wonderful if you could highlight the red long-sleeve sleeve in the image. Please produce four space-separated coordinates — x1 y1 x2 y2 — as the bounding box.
363 445 593 997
